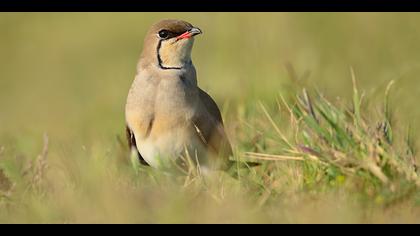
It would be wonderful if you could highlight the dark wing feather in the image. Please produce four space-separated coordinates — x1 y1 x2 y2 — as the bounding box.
198 88 224 124
126 126 149 166
194 89 233 162
196 89 261 170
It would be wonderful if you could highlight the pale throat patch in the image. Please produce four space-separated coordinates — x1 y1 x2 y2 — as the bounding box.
158 38 194 69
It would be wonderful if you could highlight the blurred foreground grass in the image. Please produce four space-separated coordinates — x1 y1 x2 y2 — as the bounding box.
1 13 420 223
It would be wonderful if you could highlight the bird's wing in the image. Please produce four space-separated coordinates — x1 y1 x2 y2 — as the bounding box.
193 89 233 163
126 125 149 166
198 88 224 124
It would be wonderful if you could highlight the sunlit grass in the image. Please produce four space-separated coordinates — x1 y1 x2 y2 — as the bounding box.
1 70 419 223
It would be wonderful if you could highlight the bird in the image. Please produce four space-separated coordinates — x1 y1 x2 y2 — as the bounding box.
125 19 233 171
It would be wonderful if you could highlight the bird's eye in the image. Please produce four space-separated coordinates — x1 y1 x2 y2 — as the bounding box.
158 30 170 39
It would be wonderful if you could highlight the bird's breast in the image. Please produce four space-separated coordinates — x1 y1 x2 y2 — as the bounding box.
137 123 207 168
154 78 198 120
126 68 203 168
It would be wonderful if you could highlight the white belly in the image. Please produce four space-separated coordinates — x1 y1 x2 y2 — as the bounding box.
136 127 207 169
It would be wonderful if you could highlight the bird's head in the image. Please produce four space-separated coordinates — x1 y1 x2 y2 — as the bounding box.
140 19 202 70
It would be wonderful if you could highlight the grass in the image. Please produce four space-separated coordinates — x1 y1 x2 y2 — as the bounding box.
1 13 420 223
1 67 419 223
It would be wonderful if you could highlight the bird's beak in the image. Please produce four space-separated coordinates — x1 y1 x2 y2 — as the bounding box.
176 27 202 40
189 27 202 36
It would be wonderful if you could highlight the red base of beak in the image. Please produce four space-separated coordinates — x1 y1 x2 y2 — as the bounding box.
176 31 192 40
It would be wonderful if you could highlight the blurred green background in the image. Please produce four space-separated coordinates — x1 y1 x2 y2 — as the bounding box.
1 12 419 153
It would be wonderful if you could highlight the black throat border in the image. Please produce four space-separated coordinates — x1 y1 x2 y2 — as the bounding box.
156 39 183 70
